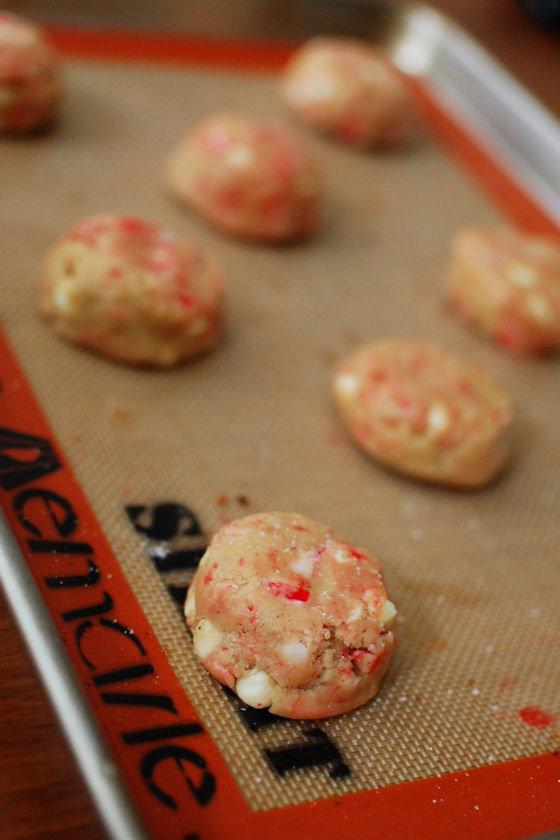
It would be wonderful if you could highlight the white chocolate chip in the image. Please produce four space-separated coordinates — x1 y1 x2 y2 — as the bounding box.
334 547 352 564
53 282 73 313
298 75 336 104
346 601 364 622
427 402 450 435
236 668 275 708
184 588 196 623
363 587 380 614
227 146 252 168
379 599 397 628
281 640 310 665
0 24 35 47
526 293 556 325
334 372 360 399
507 262 538 288
291 552 316 578
193 619 223 659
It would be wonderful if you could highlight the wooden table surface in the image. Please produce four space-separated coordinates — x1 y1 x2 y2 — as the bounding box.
1 2 559 839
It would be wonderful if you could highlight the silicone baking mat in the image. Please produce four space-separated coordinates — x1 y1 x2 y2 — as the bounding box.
1 27 559 840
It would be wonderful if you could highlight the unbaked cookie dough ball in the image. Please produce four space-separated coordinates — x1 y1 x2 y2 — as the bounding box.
185 512 397 719
446 226 560 354
333 339 513 488
280 37 414 149
0 11 60 133
164 112 323 242
40 214 225 367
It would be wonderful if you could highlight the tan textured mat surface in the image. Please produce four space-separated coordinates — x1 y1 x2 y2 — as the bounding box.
1 57 559 811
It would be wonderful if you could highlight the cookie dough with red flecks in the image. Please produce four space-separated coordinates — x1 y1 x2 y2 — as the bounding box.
280 37 415 149
446 226 560 354
333 339 513 488
164 112 323 242
185 512 397 719
40 214 225 367
0 11 60 133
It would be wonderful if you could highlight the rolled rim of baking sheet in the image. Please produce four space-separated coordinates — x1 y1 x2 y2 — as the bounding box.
387 4 560 226
0 513 150 840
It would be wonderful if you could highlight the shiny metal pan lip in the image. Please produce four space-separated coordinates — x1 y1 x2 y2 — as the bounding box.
382 3 560 227
0 512 150 840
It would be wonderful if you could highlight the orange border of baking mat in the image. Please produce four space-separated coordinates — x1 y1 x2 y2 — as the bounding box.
0 25 558 840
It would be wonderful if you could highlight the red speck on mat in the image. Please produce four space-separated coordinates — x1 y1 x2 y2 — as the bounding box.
518 706 557 727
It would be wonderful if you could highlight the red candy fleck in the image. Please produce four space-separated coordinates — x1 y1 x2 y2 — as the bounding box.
367 656 380 674
352 422 371 445
216 185 243 212
349 648 380 674
337 113 368 144
369 368 389 385
272 147 296 182
349 547 369 562
456 377 473 396
71 218 111 246
178 293 195 309
119 216 151 237
267 581 310 602
396 396 415 411
518 706 557 728
204 128 230 154
494 321 539 352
